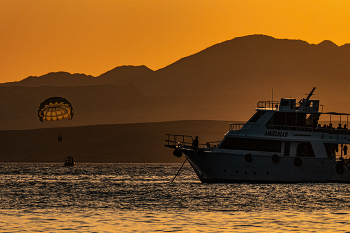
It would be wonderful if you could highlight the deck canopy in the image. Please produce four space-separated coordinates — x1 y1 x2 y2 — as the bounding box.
321 112 350 128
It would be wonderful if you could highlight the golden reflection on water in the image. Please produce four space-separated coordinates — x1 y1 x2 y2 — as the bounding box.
1 210 349 232
2 163 350 232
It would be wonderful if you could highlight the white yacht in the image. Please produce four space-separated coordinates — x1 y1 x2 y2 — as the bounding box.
165 88 350 183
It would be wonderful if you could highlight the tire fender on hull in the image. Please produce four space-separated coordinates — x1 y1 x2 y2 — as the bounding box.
245 153 252 162
173 148 182 157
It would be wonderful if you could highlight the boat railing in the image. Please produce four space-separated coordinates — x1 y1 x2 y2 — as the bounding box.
267 124 314 132
229 123 253 131
165 134 219 149
257 101 322 111
229 124 244 131
266 124 350 135
257 101 280 110
205 141 221 149
165 134 194 148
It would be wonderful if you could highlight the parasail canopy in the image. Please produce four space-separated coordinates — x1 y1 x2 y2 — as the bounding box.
38 97 74 122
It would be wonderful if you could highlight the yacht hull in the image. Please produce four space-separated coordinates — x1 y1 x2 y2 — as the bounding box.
183 149 350 183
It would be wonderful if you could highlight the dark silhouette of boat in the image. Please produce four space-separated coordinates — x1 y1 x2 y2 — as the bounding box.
166 87 350 183
64 156 75 166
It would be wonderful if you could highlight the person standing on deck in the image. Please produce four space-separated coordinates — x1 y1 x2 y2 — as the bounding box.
192 136 199 149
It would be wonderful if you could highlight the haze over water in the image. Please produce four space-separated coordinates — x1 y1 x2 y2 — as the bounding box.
1 163 350 232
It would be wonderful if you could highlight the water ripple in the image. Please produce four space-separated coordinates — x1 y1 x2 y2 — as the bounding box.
1 163 350 232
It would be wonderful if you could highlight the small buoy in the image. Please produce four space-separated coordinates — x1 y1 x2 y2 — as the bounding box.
272 154 279 163
64 156 75 166
245 153 252 162
294 157 302 166
336 161 344 174
173 148 182 157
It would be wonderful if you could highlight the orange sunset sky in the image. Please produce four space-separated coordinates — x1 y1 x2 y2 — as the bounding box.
1 0 349 83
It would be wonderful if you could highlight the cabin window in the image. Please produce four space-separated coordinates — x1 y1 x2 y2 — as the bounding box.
219 137 281 152
297 142 315 157
281 100 295 109
268 112 309 126
219 137 234 149
256 139 266 151
249 111 266 123
241 138 250 150
266 140 281 152
232 137 240 149
281 100 289 106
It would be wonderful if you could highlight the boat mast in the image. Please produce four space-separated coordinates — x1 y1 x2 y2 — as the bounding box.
305 87 316 101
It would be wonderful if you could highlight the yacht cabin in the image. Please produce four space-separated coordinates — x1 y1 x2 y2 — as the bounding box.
220 88 350 162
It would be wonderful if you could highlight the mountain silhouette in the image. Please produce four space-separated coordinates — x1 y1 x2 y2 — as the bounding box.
1 34 350 130
144 35 350 97
1 65 153 87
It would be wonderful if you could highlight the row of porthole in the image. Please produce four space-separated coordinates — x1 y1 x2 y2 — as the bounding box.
208 154 302 174
245 153 302 166
216 164 344 175
213 168 270 176
213 162 344 175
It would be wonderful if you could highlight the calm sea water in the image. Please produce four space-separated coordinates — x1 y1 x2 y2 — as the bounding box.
1 163 350 232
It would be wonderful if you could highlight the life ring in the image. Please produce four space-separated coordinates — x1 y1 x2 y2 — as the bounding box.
173 148 182 158
294 157 302 166
245 153 252 162
336 161 344 174
197 149 204 157
272 154 279 163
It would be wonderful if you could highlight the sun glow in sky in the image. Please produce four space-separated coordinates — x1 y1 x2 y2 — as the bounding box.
1 0 350 83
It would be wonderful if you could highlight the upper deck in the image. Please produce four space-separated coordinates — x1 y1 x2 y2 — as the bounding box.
230 87 350 137
229 122 350 135
257 87 321 113
257 99 321 113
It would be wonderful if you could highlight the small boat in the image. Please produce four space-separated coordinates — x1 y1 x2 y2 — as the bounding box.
64 156 75 166
165 87 350 183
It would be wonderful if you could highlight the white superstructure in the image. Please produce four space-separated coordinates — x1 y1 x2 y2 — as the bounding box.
165 88 350 183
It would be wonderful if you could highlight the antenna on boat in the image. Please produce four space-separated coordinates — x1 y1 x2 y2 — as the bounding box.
305 87 316 101
298 87 317 108
272 87 274 103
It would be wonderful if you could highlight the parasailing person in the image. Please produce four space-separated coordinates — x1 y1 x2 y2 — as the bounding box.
38 96 74 142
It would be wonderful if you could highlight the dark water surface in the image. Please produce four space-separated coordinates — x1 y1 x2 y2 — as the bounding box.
1 163 350 232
